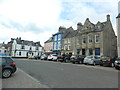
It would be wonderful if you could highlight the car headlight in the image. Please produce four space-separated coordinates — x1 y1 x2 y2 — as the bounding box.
115 61 118 64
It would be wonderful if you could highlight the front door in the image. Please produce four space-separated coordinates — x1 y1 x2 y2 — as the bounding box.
95 48 100 55
82 49 85 55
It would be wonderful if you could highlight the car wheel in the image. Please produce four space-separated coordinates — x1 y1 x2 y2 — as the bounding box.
79 61 82 64
72 62 75 64
2 69 12 78
115 66 119 70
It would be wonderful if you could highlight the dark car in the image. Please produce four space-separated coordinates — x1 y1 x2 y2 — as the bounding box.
70 55 86 64
40 54 48 60
100 56 116 67
34 55 41 60
114 57 120 70
57 54 66 62
0 56 17 78
64 54 72 62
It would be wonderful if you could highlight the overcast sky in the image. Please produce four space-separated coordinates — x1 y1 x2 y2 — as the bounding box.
0 0 119 46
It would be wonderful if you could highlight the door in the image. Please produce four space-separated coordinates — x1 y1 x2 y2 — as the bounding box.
82 49 85 55
95 48 100 55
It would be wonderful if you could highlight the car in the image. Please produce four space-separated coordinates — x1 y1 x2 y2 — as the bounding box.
58 54 72 63
47 54 58 61
83 55 101 66
114 57 120 70
70 55 86 64
40 54 48 60
34 55 41 60
0 56 17 78
57 54 66 62
100 56 116 67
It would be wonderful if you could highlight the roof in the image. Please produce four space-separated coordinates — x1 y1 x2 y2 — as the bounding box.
45 37 53 43
116 13 120 18
63 30 78 39
11 37 42 47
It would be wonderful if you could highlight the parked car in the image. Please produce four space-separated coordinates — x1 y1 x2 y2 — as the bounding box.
84 55 101 66
0 56 17 78
57 54 66 62
34 55 41 60
40 54 48 60
58 54 72 63
47 54 58 61
114 57 120 70
100 56 116 67
70 55 86 64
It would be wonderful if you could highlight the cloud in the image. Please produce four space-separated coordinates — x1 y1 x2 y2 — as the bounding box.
0 0 119 45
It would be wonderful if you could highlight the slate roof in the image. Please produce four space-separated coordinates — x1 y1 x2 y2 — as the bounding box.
116 13 120 18
63 30 78 39
45 37 53 43
11 37 42 47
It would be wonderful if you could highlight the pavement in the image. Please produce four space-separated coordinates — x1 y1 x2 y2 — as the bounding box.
2 68 49 88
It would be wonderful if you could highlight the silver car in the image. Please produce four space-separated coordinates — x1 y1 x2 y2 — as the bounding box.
84 55 101 66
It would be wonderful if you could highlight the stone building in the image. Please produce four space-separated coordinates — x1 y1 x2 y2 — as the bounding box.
61 28 78 55
117 1 120 57
74 15 117 57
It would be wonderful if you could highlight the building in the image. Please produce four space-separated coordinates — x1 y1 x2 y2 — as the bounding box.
52 26 74 54
117 1 120 57
0 42 7 55
74 15 117 57
62 30 78 55
44 37 53 54
7 37 43 58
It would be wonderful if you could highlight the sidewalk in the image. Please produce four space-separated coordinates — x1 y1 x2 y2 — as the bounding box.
2 68 49 88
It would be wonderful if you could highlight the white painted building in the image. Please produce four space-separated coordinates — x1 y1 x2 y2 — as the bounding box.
8 37 43 58
117 1 120 57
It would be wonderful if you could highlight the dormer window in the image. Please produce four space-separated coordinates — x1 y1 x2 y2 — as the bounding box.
30 47 32 50
36 46 39 50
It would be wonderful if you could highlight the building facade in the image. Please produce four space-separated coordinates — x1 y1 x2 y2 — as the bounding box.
74 15 117 57
7 37 43 58
117 1 120 57
0 42 7 55
44 37 53 54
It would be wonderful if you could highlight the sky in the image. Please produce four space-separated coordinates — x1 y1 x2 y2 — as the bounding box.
0 0 119 46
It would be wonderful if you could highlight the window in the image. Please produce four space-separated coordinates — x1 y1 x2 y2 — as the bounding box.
64 45 68 50
58 41 61 49
68 45 71 50
54 35 57 41
36 46 39 50
82 36 86 44
64 39 67 44
88 35 92 43
54 42 57 50
19 52 21 56
68 39 70 43
58 34 61 40
88 48 93 55
21 45 25 49
95 34 100 43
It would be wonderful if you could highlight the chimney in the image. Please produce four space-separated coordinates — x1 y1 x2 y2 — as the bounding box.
107 14 110 21
77 22 83 30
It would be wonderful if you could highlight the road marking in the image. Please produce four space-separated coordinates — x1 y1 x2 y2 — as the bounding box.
18 68 49 88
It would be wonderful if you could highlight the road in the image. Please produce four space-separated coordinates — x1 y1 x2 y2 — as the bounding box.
14 59 118 88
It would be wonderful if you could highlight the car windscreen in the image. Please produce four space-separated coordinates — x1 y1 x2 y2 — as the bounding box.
53 55 57 56
85 56 94 59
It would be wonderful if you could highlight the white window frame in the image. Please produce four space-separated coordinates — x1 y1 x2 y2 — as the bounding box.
88 35 92 43
82 36 86 44
95 34 100 43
